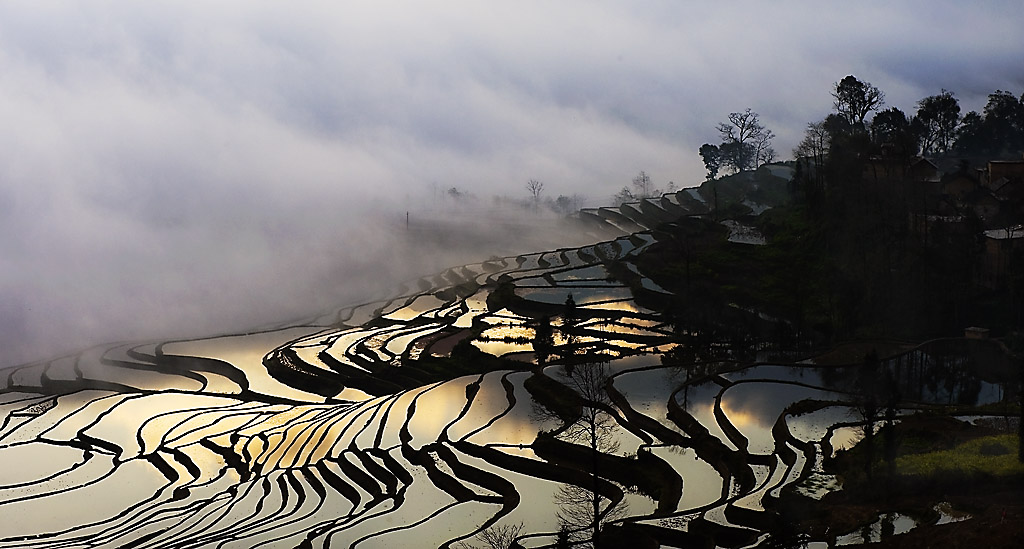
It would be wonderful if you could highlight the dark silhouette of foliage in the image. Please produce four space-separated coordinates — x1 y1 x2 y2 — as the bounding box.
533 315 554 365
832 75 885 127
955 90 1024 157
715 108 774 173
871 106 919 157
699 143 722 180
916 89 961 154
550 362 627 548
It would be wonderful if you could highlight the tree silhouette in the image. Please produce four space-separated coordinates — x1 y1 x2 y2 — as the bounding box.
550 361 628 548
793 119 830 192
832 75 885 127
699 143 722 180
631 171 654 199
561 293 580 354
716 108 774 172
871 107 919 157
526 179 545 210
533 315 554 365
454 522 525 549
916 90 961 155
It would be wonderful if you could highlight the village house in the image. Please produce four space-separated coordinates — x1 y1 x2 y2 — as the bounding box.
985 158 1024 189
863 155 940 186
980 224 1024 289
940 169 981 202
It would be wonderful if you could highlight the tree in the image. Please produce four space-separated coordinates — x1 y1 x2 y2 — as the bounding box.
981 90 1024 155
794 120 831 197
822 112 854 140
532 316 555 365
954 91 1024 156
916 89 961 155
454 522 525 549
716 108 773 172
700 142 724 181
794 121 830 170
562 293 579 351
753 128 777 168
871 107 918 156
612 187 634 206
552 193 585 215
855 350 883 479
550 361 628 548
526 179 544 210
832 75 885 127
954 111 987 155
552 195 572 214
631 170 654 199
719 140 755 174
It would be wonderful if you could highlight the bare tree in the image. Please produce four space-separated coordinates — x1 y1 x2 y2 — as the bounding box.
550 361 627 548
554 482 628 549
716 108 773 172
526 179 545 210
753 128 777 169
794 120 830 187
631 170 654 199
612 187 634 206
455 522 525 549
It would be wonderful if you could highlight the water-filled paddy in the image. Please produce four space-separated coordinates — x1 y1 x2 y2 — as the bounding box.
0 225 1015 548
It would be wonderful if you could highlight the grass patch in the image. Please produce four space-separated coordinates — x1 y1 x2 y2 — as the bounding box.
896 434 1024 478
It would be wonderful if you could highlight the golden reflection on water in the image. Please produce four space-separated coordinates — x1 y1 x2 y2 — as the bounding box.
472 318 536 356
404 375 544 449
382 294 449 321
716 399 759 430
580 299 655 315
478 324 533 341
404 380 475 445
453 290 490 328
471 339 534 356
582 320 662 337
162 328 326 402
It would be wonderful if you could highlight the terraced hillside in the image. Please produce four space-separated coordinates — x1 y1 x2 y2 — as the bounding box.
0 187 1015 548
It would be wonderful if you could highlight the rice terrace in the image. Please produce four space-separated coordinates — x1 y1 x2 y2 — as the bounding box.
2 3 1024 548
2 175 1022 547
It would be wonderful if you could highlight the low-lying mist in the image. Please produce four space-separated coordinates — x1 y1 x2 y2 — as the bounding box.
0 187 598 369
5 1 1022 369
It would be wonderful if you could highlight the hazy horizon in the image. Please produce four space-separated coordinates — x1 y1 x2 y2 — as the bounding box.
2 1 1023 366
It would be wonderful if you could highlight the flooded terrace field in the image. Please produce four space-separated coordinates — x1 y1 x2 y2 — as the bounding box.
1 203 1019 548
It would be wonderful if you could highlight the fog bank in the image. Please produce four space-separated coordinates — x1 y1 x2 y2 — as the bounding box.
2 1 1023 366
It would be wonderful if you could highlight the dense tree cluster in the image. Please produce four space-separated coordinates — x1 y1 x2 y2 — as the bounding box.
957 90 1024 156
787 76 1024 171
689 77 1024 339
780 76 1024 339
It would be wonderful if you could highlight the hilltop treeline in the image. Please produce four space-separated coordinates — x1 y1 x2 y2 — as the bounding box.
661 78 1024 347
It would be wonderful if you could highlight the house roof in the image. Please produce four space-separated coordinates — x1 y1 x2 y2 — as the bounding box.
940 168 980 185
964 186 998 204
984 224 1024 240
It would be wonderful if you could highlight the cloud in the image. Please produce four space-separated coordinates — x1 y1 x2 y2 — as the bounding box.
1 1 1023 366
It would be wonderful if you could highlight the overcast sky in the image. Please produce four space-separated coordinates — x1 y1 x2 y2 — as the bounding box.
2 1 1023 366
